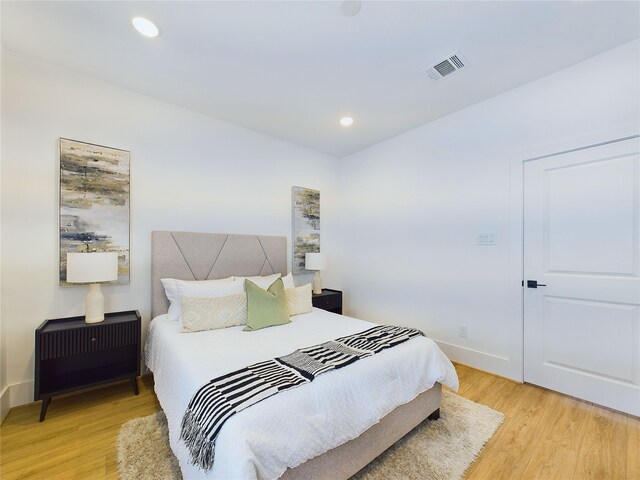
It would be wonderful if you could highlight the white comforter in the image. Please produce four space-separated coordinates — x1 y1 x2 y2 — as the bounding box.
145 308 458 480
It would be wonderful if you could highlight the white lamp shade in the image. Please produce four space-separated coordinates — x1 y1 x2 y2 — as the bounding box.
66 252 119 283
305 252 326 271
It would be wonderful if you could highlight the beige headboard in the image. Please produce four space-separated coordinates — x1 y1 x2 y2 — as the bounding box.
151 231 287 319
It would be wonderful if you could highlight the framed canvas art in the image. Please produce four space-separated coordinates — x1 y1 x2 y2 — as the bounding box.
59 138 130 285
292 186 320 274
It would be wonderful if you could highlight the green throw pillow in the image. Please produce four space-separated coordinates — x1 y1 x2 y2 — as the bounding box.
243 277 291 331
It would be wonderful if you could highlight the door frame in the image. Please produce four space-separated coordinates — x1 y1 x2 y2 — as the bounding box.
508 125 640 383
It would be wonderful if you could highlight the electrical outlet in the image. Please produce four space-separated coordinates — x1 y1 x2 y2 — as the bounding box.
459 325 468 338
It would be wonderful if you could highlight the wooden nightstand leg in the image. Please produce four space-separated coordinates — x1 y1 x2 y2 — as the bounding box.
130 377 139 395
39 397 51 422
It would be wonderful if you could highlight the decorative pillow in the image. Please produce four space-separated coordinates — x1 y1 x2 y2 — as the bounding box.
285 284 313 316
180 294 248 332
233 273 281 290
281 273 295 289
243 278 290 331
160 277 237 321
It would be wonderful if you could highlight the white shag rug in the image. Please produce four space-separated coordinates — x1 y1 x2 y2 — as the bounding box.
117 391 504 480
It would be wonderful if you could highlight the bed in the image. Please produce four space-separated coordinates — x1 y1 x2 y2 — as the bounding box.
146 231 458 480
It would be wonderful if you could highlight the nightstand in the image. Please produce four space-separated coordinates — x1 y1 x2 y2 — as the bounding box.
34 310 141 421
312 289 343 314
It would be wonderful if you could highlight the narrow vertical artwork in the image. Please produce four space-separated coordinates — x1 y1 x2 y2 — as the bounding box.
292 186 320 274
59 138 130 285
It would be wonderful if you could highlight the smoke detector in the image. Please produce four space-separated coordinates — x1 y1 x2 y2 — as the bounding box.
425 51 468 82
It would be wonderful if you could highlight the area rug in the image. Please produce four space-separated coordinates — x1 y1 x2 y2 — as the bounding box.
117 390 504 480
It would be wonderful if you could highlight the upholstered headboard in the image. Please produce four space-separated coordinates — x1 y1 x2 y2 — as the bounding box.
151 231 287 319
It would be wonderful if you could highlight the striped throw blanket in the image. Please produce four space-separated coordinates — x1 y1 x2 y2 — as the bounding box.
180 324 423 471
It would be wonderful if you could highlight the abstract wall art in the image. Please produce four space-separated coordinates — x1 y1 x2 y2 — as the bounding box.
292 186 320 274
59 138 130 285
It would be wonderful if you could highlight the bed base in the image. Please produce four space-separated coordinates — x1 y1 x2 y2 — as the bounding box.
280 383 442 480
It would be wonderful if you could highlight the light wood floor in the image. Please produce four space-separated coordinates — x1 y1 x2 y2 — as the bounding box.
0 365 638 479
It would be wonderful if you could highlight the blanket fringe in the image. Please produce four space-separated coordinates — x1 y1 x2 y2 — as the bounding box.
180 410 216 471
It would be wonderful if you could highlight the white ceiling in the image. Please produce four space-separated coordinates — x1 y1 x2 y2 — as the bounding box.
2 1 639 157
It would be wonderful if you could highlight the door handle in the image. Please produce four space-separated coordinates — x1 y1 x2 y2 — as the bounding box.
526 280 546 288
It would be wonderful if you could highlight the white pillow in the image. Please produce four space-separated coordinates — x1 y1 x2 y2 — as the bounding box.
234 273 281 290
161 277 236 321
282 273 295 289
180 294 248 332
285 283 313 316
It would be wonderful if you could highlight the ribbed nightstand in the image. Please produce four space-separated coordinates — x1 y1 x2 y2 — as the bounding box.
312 289 343 314
34 310 141 421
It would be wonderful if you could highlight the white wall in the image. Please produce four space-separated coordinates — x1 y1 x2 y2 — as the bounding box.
339 40 640 381
0 50 341 407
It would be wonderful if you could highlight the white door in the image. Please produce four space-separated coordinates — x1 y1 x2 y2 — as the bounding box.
523 136 640 416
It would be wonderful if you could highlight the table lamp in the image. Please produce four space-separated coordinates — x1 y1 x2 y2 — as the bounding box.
305 252 326 295
66 252 119 323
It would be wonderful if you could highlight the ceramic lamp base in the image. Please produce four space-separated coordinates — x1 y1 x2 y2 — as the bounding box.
85 283 105 323
312 271 322 295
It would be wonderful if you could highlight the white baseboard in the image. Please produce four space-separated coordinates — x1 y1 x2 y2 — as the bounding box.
9 380 34 408
0 385 10 423
434 340 521 382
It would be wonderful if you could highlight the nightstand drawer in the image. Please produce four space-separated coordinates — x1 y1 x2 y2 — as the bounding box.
313 295 341 311
38 321 139 360
312 289 343 314
39 328 95 360
90 321 139 352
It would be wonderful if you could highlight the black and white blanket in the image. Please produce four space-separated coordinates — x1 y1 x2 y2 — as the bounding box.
180 324 423 471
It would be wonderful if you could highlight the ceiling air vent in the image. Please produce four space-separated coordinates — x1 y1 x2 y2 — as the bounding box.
426 52 468 82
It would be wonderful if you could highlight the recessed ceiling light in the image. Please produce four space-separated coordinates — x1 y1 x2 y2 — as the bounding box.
340 116 354 127
132 17 159 38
